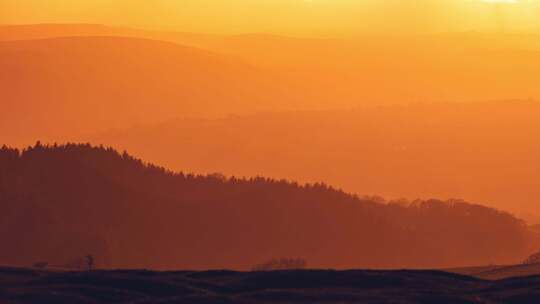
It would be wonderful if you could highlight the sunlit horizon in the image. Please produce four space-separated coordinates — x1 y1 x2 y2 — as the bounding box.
2 0 540 36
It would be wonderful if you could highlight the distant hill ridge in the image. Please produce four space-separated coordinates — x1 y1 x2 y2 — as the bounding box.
0 35 289 146
0 143 537 270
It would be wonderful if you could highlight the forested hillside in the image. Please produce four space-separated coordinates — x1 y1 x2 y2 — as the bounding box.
0 143 535 270
91 102 540 222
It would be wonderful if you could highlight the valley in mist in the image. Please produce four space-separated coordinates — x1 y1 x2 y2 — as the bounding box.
3 24 540 221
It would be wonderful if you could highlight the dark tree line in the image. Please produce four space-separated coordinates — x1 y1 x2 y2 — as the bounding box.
0 143 537 270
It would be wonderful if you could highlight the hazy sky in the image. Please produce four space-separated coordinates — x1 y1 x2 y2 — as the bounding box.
2 0 540 35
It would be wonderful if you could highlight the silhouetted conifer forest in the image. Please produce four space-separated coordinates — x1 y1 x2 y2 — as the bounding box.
0 143 536 270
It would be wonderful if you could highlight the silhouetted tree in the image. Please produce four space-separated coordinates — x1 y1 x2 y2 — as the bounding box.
523 252 540 265
32 262 48 269
86 255 95 271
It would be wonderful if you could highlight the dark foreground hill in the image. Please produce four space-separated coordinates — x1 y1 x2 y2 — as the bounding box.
0 143 538 270
451 262 540 281
1 267 540 304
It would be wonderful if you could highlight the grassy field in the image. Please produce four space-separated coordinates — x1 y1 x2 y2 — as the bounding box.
2 267 540 303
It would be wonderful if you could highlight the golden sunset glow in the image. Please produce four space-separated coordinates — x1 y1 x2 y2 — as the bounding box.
4 0 540 290
2 0 540 35
483 0 518 3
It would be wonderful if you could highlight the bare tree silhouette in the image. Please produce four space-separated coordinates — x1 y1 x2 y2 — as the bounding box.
86 255 95 271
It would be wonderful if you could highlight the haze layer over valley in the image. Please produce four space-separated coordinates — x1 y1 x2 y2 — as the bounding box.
2 24 540 220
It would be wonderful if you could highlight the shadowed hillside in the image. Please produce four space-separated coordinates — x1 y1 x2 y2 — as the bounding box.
0 143 536 270
2 267 540 304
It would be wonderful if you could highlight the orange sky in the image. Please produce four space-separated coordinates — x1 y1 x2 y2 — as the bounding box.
3 0 540 35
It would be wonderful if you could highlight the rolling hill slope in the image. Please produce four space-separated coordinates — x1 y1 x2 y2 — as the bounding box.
88 101 540 222
4 24 540 107
453 263 540 280
1 268 540 303
4 24 540 148
0 143 536 270
0 36 290 146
